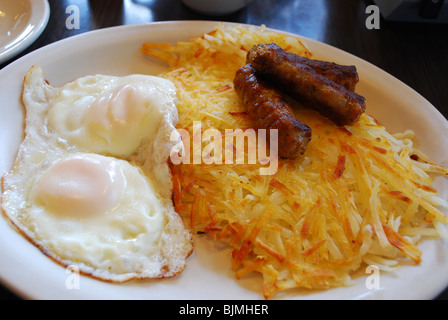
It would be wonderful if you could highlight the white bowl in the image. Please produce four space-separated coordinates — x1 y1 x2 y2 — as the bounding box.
0 0 50 63
181 0 253 15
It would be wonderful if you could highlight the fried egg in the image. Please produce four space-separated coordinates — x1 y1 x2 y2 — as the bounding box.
0 66 193 282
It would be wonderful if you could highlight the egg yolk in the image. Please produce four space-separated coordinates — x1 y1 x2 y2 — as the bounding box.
84 83 158 155
33 154 125 217
47 75 177 157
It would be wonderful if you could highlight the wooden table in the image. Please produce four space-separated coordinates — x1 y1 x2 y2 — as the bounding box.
1 0 447 300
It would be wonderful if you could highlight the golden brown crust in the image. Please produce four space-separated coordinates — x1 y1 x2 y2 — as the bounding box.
249 43 359 92
233 64 312 159
247 43 366 126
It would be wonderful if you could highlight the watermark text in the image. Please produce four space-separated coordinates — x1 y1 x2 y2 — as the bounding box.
170 121 279 175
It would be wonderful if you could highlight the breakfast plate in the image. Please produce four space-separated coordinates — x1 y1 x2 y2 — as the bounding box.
0 0 50 64
1 21 448 300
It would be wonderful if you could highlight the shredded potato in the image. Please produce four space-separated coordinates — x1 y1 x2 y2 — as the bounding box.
142 24 448 299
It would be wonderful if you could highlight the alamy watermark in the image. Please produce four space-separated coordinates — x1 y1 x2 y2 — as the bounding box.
169 122 279 176
66 5 80 30
63 263 381 293
65 4 381 31
366 5 381 30
65 265 81 290
365 264 381 290
61 1 382 295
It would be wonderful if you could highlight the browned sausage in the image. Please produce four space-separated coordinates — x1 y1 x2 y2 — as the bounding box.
247 44 359 91
247 43 366 126
234 64 312 159
290 56 359 92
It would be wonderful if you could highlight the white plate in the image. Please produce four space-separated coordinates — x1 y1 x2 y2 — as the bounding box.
0 0 49 64
1 21 448 300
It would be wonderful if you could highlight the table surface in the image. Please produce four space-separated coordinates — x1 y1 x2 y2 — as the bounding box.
1 0 447 300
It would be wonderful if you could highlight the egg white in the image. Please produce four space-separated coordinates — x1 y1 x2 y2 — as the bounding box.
0 66 193 282
47 70 179 159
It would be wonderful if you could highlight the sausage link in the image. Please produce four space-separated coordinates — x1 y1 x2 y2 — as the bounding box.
247 43 366 126
233 64 312 159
